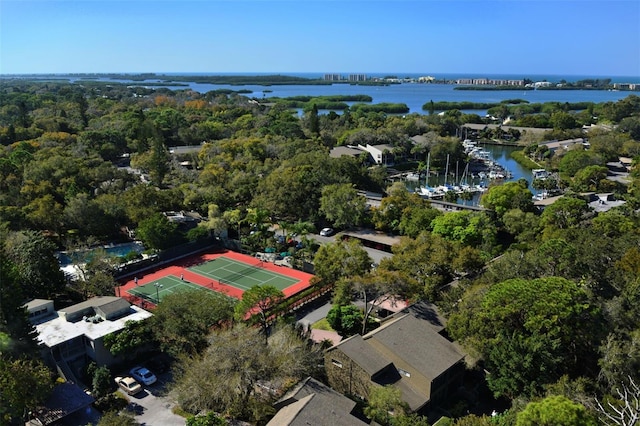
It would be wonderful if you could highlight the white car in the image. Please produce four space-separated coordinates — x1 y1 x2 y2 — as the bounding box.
129 366 157 386
115 376 143 395
320 227 334 237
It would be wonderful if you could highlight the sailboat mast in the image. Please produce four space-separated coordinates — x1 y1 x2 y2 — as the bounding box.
426 152 430 187
444 154 450 186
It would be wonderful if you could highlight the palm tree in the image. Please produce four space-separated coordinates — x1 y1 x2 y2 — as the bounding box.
277 220 293 239
223 208 243 239
245 207 270 232
289 220 317 268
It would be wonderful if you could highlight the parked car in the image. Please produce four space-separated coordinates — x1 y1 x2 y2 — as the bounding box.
320 227 334 237
274 256 293 268
115 376 143 395
129 366 157 385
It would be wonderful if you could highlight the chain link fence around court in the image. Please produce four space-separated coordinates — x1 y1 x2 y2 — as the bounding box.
115 237 223 280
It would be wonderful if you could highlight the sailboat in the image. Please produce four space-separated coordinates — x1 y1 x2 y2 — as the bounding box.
436 154 454 193
417 152 439 197
459 162 471 192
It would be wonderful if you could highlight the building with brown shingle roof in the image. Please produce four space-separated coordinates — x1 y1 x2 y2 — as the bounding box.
324 302 466 413
267 377 368 425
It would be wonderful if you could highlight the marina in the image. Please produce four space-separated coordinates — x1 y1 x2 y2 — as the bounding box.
397 141 516 204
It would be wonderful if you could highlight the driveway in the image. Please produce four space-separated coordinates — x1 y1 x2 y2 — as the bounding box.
296 301 332 329
121 373 185 425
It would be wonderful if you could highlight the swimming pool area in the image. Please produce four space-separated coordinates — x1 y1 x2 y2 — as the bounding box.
56 242 145 266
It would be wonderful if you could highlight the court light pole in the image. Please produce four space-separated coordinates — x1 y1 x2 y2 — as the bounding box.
154 282 163 304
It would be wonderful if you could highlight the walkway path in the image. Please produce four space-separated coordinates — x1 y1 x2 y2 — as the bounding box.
295 301 332 329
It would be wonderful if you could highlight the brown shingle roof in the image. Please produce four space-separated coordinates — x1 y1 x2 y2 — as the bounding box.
366 313 464 382
269 378 367 426
328 302 466 411
332 334 392 376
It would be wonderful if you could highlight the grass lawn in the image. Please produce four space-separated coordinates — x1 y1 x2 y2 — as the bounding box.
311 318 334 331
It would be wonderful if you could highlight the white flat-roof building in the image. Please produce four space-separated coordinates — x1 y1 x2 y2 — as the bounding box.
26 296 152 377
357 143 395 165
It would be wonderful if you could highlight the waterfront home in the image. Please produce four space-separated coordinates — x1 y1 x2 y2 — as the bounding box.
539 138 588 153
357 143 395 166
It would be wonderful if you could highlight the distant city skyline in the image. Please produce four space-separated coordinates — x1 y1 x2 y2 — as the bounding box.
1 0 639 77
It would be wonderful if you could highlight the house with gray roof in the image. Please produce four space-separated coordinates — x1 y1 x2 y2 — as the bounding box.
539 138 588 153
267 377 368 426
329 145 365 160
325 302 466 413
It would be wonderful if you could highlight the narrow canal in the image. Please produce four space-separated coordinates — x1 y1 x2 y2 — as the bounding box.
404 143 534 206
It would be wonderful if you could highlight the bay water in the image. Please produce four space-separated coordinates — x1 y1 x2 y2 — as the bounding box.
174 81 637 115
90 73 634 202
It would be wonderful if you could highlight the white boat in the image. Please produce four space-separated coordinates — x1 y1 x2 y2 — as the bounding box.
405 172 420 182
470 148 492 160
435 185 452 193
532 169 549 180
417 186 434 196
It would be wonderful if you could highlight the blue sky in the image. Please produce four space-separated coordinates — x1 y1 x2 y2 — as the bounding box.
1 0 639 77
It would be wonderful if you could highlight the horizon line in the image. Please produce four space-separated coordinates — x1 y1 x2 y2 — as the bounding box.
2 71 639 79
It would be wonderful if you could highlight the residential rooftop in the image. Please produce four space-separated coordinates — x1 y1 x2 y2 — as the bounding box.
269 377 367 426
34 297 152 348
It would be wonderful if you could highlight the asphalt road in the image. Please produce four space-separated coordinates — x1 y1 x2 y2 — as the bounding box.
296 301 333 329
308 233 392 265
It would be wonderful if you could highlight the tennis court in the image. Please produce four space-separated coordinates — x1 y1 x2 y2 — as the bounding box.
120 250 314 307
128 275 209 304
188 256 299 292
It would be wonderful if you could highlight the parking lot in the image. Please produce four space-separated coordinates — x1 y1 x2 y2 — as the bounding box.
119 371 185 425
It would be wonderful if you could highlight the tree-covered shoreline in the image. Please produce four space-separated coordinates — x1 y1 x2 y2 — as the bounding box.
0 73 394 87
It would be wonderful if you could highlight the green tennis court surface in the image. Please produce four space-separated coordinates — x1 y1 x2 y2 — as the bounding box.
129 276 208 304
189 256 299 292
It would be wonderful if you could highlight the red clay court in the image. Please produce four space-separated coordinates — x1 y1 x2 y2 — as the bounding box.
118 250 314 307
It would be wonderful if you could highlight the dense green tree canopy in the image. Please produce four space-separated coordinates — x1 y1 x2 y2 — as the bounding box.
319 183 367 229
558 150 602 178
0 358 53 424
449 277 602 398
372 182 434 233
430 211 496 248
103 319 156 359
3 230 65 299
313 239 372 284
135 212 181 250
326 304 364 336
540 196 590 231
516 395 597 426
364 385 409 426
480 180 533 217
382 232 469 299
152 290 236 356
